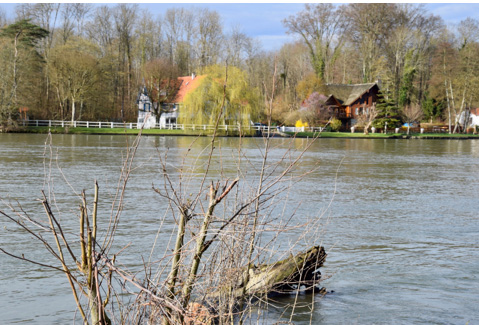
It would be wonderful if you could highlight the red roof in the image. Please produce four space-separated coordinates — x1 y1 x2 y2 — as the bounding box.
147 75 205 104
173 75 205 103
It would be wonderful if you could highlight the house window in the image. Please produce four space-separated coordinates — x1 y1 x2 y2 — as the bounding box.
355 107 359 115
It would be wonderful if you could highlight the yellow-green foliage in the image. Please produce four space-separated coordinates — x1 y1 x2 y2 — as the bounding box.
180 65 259 130
330 117 342 131
296 73 328 100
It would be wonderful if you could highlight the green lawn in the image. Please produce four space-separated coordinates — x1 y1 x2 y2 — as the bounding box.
289 131 402 138
16 126 479 139
412 132 479 138
288 131 479 139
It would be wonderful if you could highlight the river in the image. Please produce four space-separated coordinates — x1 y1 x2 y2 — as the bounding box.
0 133 478 324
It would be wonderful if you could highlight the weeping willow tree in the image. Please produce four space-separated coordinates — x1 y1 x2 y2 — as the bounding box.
180 65 260 134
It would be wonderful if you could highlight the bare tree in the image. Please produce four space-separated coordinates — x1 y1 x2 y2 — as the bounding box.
345 3 399 83
113 4 138 121
163 8 195 75
59 4 75 44
225 25 252 69
402 102 424 135
195 8 223 69
283 3 347 82
48 40 100 123
73 3 92 37
452 18 479 133
142 57 179 120
86 5 115 54
135 9 162 69
356 103 379 135
59 3 92 44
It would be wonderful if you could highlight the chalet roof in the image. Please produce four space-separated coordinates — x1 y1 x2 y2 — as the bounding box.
325 83 378 106
173 75 205 103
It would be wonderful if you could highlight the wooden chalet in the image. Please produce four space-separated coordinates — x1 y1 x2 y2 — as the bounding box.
306 82 380 128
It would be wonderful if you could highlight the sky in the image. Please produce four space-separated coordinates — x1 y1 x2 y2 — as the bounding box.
1 2 479 51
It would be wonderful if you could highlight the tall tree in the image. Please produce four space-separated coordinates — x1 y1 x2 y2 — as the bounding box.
163 8 195 75
385 5 442 107
48 39 100 123
143 58 179 119
225 26 253 69
136 9 162 70
59 4 92 44
0 19 48 108
113 4 138 120
345 3 398 83
452 18 479 132
15 3 60 52
283 4 347 82
86 5 114 55
195 8 223 69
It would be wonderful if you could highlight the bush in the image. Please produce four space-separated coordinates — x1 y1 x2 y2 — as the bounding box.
330 118 342 131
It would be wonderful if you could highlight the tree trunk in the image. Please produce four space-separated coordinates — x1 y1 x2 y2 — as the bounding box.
445 79 451 134
71 99 76 125
207 246 327 301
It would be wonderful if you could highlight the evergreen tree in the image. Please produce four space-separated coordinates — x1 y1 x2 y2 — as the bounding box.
373 88 402 129
422 95 443 122
0 20 48 128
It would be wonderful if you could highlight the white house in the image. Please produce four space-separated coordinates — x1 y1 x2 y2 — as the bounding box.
137 87 156 129
457 108 479 129
137 74 205 128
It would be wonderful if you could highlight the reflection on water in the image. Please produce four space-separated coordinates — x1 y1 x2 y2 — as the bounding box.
0 134 478 323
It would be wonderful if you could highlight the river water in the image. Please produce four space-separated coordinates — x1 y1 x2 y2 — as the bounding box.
0 133 478 324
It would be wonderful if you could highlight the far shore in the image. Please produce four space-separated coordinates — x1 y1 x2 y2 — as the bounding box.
4 126 479 140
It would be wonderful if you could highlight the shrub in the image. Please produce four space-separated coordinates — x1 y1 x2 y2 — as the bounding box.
330 118 342 131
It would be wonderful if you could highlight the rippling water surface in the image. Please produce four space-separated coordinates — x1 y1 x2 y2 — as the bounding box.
1 134 478 324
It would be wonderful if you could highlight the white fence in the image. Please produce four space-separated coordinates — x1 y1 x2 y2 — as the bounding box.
23 120 140 129
22 120 308 134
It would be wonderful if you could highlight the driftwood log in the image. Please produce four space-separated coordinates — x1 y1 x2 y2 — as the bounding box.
208 246 327 301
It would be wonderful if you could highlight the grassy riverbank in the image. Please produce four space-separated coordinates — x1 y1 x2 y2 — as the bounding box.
9 126 479 139
291 131 400 138
290 131 479 139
